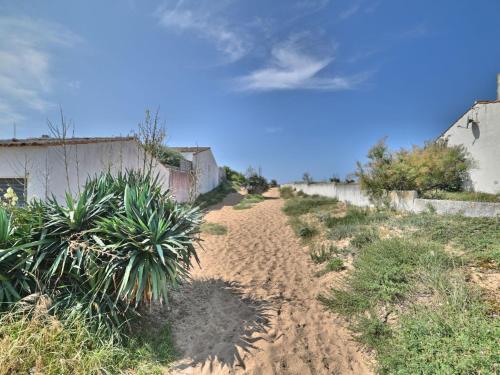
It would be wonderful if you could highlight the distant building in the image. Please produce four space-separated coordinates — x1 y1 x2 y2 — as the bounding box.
439 75 500 193
0 137 221 204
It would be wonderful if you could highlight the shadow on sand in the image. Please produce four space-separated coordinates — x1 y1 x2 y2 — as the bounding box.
166 279 272 372
205 191 245 211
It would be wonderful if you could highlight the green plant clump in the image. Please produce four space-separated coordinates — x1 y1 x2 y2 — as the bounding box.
234 194 265 210
279 186 295 199
0 171 202 334
282 196 338 217
200 222 228 235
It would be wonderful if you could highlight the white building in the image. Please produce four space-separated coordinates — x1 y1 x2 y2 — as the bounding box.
171 147 220 195
0 137 221 204
439 75 500 194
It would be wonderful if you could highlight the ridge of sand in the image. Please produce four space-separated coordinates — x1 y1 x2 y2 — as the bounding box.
166 188 373 375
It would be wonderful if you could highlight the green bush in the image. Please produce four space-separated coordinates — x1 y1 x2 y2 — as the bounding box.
356 139 472 201
0 171 202 334
350 227 379 248
156 146 185 167
245 174 269 194
282 196 338 217
195 181 236 208
233 194 265 210
0 307 175 375
325 257 344 272
279 186 295 199
310 244 339 263
223 166 246 187
420 190 500 202
378 284 499 375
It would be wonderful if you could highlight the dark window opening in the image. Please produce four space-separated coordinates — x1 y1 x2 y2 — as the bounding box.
0 178 27 206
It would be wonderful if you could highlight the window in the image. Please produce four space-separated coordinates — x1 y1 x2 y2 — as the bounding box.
0 178 26 206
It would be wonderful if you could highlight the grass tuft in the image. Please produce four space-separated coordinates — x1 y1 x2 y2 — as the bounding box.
200 222 228 235
233 194 265 210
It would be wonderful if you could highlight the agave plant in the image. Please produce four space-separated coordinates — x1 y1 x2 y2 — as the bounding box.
1 171 202 334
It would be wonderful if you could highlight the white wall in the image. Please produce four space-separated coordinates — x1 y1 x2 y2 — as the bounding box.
0 140 171 203
441 102 500 194
286 183 500 217
179 149 220 195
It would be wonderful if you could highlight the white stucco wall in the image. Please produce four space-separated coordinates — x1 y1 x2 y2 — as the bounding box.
179 149 220 195
0 139 171 203
441 102 500 194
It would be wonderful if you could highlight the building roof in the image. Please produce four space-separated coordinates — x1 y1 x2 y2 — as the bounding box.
437 100 500 140
0 136 135 147
171 146 211 154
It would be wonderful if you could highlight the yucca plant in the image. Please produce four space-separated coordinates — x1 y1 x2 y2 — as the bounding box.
0 171 202 334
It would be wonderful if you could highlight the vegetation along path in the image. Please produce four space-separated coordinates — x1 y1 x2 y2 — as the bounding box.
167 188 373 375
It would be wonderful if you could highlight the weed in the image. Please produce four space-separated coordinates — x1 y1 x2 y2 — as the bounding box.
325 257 344 272
319 289 370 315
200 222 227 235
298 225 317 239
350 227 379 248
234 194 265 210
279 186 295 199
328 223 359 241
310 244 339 263
282 196 338 216
355 316 391 350
195 181 236 208
0 309 176 375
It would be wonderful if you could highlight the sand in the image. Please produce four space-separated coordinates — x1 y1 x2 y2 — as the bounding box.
166 188 373 375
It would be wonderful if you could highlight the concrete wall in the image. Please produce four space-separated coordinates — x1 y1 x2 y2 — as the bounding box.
0 140 177 203
286 183 372 207
179 149 220 195
441 102 500 194
286 182 500 217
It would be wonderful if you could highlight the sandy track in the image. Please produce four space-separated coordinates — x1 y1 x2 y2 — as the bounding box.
167 189 373 375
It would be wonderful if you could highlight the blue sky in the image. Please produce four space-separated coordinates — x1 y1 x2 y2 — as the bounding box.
2 1 500 182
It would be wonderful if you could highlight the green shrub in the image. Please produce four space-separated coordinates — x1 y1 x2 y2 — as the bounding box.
356 139 472 201
356 316 392 350
279 186 295 199
378 286 499 375
245 174 269 194
298 225 316 239
319 289 370 315
200 222 227 235
156 146 185 168
350 227 380 248
0 308 175 375
223 166 246 187
325 257 344 272
195 182 236 208
310 244 339 263
328 223 359 240
233 194 265 210
420 190 500 202
282 196 338 217
0 171 202 334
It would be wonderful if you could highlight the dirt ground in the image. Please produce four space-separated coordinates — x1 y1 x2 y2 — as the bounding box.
165 188 373 375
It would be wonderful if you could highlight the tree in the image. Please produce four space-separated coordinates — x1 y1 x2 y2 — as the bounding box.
356 138 472 201
302 172 313 184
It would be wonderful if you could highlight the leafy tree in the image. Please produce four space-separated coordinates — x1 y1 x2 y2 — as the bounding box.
356 139 472 201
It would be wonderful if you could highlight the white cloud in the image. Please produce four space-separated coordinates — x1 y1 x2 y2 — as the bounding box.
0 16 80 125
235 35 368 92
156 2 249 62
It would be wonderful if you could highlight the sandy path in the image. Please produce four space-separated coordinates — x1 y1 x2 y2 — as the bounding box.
167 189 373 375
